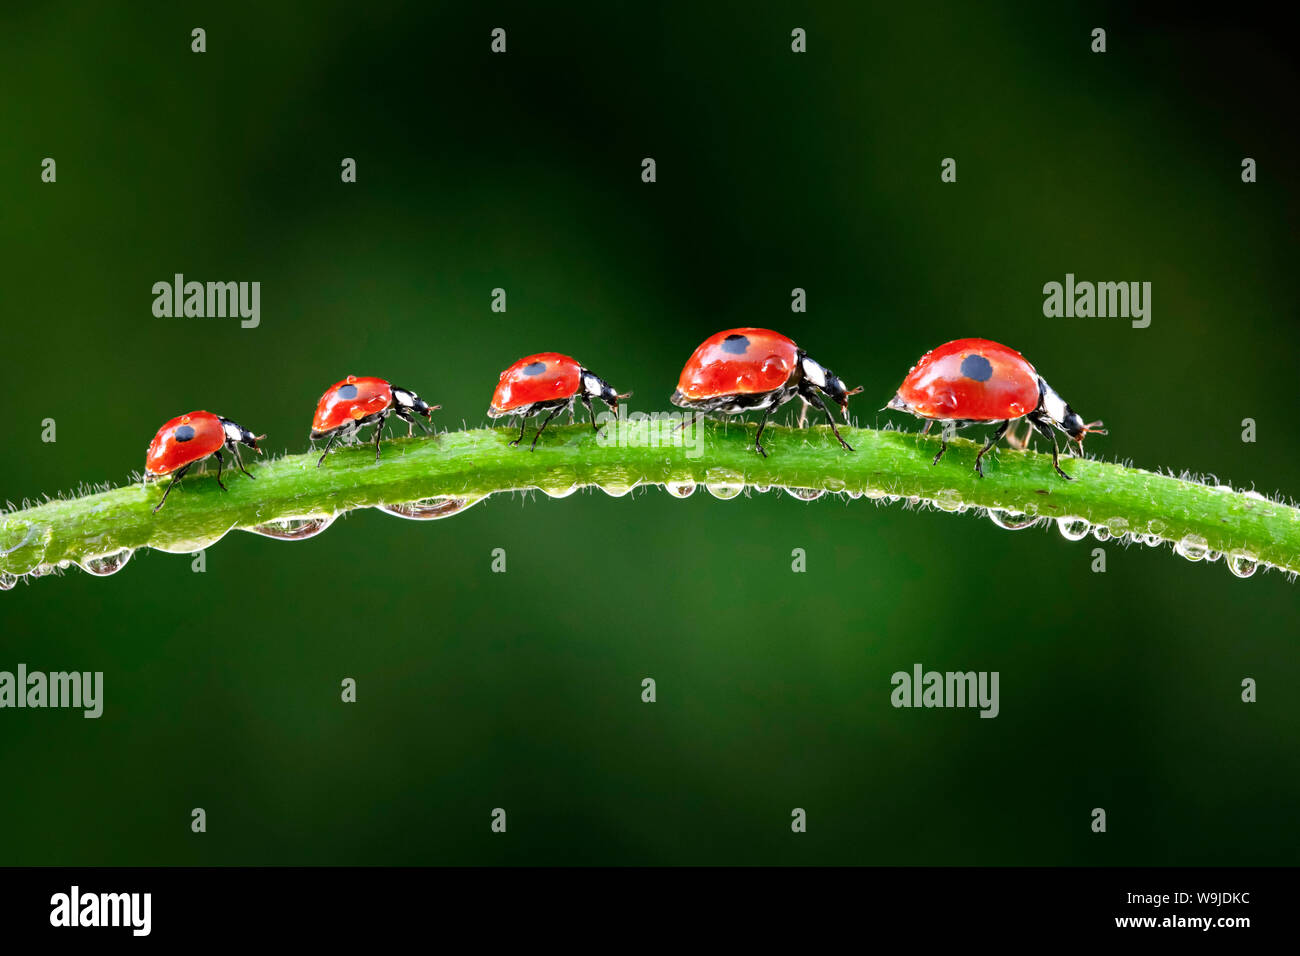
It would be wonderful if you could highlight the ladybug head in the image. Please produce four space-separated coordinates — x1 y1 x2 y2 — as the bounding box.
799 354 863 421
580 370 631 414
219 417 266 454
392 385 440 419
1039 379 1106 449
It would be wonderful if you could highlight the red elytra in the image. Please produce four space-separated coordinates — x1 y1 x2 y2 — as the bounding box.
144 411 264 512
146 411 226 476
311 376 395 435
490 353 583 412
488 352 628 451
669 328 861 457
674 329 799 401
887 337 1105 480
894 338 1040 422
310 375 439 466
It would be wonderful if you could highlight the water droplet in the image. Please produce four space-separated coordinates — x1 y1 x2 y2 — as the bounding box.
600 481 639 498
664 481 697 499
0 573 16 591
1227 551 1258 578
704 468 744 500
246 514 338 539
1090 525 1112 542
152 528 234 554
785 487 824 502
753 484 772 494
1147 519 1167 537
1142 533 1164 547
540 484 579 499
862 488 888 500
380 495 484 520
1056 516 1091 541
79 548 133 577
1105 517 1130 535
1174 534 1209 562
706 482 744 500
823 478 847 494
988 510 1038 531
932 489 962 512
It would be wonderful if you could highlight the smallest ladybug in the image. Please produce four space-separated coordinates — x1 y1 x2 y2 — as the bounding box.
311 375 440 466
145 411 264 513
488 352 629 451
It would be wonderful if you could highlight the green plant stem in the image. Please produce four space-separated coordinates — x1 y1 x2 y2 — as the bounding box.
2 421 1297 579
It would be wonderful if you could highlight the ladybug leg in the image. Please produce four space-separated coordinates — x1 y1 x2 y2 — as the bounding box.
316 432 339 467
1003 419 1030 451
230 443 255 480
753 406 775 458
372 413 389 462
529 405 565 451
801 389 854 452
973 421 1011 478
932 429 948 466
213 451 228 491
152 463 193 513
920 420 933 436
394 408 431 437
580 394 599 433
509 416 529 447
1030 416 1073 480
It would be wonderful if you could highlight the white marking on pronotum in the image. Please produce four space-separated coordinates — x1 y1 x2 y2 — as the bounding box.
800 356 827 388
1039 379 1068 424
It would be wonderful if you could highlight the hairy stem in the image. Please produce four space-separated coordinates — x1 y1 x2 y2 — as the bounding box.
2 420 1297 583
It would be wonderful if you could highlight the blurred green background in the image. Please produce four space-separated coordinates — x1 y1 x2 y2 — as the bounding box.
2 1 1297 865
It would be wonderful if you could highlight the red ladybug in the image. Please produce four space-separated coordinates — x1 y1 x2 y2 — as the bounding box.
145 411 264 512
886 337 1105 479
311 375 439 466
669 328 862 457
488 352 629 451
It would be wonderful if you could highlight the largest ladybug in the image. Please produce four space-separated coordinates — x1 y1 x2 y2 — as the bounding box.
669 328 862 457
311 375 440 466
145 411 264 512
886 337 1105 479
488 352 629 451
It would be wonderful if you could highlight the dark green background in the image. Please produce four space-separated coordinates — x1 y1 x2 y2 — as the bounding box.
2 2 1296 864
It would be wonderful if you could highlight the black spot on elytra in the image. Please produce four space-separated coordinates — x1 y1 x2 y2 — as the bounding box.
523 361 547 376
720 334 750 355
961 354 994 382
174 424 196 442
338 383 358 399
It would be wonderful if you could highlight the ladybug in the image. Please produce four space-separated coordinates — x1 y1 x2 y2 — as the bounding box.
886 337 1106 479
488 352 629 451
669 328 862 457
145 411 264 513
311 375 440 466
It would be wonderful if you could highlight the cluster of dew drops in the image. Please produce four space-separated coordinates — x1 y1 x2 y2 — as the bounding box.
0 473 1281 589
